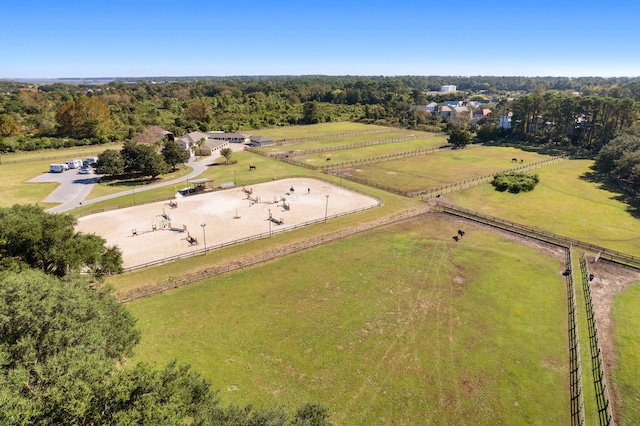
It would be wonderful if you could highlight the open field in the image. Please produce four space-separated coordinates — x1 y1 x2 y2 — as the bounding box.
240 122 393 140
4 123 640 423
127 215 569 425
77 178 379 269
255 129 437 154
338 145 553 193
292 135 448 165
613 285 640 425
449 159 640 257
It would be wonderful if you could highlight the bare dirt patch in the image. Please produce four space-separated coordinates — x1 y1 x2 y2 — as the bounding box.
77 178 379 269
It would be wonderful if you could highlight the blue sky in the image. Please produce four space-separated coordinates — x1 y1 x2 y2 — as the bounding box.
2 0 639 78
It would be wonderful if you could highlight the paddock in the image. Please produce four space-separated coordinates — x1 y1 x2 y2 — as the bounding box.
76 178 379 269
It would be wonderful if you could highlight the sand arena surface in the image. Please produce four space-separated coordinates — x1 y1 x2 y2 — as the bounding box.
77 178 379 268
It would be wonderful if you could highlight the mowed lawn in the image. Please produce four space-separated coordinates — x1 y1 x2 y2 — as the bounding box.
450 159 640 257
612 284 640 425
241 122 394 140
127 215 569 425
343 146 552 193
295 136 449 166
256 129 434 154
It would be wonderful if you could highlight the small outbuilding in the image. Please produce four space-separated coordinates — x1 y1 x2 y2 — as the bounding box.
248 136 274 147
185 178 215 195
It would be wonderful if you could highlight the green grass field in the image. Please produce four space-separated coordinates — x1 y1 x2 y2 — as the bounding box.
612 284 640 425
240 122 393 140
340 145 552 193
450 159 640 257
294 135 448 166
256 129 438 153
5 123 640 423
127 216 569 425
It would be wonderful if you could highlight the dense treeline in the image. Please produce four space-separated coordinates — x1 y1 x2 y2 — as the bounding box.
2 75 640 153
509 92 638 151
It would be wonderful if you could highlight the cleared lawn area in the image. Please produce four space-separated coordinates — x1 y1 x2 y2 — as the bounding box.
0 144 122 207
450 159 640 257
241 122 393 140
0 160 63 207
612 284 640 425
295 135 449 166
0 143 119 164
257 129 435 154
127 215 569 425
342 146 552 193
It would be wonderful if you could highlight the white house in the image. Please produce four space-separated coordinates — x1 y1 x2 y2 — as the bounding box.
176 131 209 156
499 113 512 130
410 102 438 113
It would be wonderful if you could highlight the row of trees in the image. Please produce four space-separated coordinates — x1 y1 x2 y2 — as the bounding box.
0 205 331 424
2 76 640 152
508 92 638 151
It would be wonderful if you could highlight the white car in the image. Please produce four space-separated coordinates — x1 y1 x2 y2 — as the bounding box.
78 168 91 174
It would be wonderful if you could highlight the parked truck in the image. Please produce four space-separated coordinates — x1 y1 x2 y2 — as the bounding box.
50 164 66 173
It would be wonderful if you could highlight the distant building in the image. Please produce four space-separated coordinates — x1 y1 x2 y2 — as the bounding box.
440 85 457 92
209 132 250 144
410 102 438 113
248 136 274 147
499 113 512 130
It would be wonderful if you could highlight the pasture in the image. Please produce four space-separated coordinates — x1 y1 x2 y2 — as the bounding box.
337 145 552 193
449 159 640 257
241 122 394 140
255 129 438 154
613 285 640 425
127 215 569 425
292 135 448 166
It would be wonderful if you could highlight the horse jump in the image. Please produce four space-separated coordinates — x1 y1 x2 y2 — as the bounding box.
249 165 256 170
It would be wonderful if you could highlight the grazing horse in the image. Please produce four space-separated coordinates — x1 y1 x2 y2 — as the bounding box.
511 158 517 162
326 157 331 161
452 236 459 242
457 229 465 238
520 159 524 163
249 165 256 170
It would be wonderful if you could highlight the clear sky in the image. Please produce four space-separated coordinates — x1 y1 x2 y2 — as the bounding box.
2 0 639 79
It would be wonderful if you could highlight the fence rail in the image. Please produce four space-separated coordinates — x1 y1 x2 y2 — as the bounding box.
272 127 403 146
117 205 430 302
434 202 640 270
418 156 568 198
568 249 586 426
579 255 614 426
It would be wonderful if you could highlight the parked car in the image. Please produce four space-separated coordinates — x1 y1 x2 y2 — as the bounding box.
78 168 91 174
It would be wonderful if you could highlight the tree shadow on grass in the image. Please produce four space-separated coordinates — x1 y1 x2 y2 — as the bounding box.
580 167 640 218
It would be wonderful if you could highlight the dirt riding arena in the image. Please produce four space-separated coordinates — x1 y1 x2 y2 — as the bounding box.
77 178 379 269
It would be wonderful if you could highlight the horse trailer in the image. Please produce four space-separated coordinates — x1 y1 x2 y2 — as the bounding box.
65 159 83 169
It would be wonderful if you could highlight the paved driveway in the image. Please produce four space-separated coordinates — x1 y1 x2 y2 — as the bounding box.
29 169 101 205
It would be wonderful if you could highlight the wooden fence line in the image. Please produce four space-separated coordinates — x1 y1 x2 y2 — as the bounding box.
116 206 430 302
579 255 614 426
567 249 586 426
417 156 568 198
274 144 450 172
324 156 567 198
434 202 640 270
273 127 400 146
